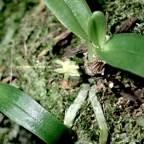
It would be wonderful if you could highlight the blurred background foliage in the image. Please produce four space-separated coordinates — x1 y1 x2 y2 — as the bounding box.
0 0 39 45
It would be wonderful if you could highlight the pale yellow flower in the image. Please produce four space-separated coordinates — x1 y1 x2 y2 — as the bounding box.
54 59 80 80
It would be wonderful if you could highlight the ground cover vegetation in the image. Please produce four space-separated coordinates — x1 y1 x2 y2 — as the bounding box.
0 0 144 143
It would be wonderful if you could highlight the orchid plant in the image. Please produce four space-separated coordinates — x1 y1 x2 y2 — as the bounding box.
43 0 144 78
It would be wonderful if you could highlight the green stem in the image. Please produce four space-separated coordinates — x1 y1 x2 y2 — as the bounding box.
88 42 97 61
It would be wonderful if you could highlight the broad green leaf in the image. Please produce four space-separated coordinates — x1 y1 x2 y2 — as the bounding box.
87 11 106 48
96 33 144 77
0 83 71 144
43 0 92 40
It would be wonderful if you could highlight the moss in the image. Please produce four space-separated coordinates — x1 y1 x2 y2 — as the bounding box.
1 0 144 143
104 0 144 34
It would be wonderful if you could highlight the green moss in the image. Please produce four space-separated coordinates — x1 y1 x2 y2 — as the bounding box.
104 0 144 34
1 0 144 143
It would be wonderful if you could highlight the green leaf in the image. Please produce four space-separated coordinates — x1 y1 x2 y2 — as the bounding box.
0 82 71 144
96 33 144 77
43 0 92 40
87 11 106 48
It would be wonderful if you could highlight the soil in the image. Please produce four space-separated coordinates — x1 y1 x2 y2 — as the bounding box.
0 0 144 143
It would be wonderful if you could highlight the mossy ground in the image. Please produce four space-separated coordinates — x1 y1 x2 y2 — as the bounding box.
0 0 144 143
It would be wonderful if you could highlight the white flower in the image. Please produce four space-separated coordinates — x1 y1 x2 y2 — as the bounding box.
54 59 80 80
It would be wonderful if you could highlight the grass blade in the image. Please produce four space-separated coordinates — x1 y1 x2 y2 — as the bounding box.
0 82 71 144
64 84 89 128
89 85 108 144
